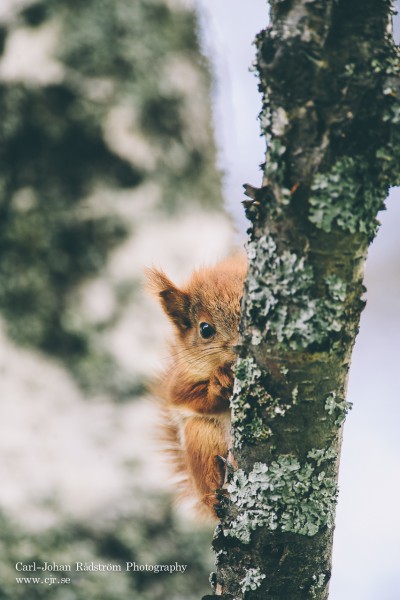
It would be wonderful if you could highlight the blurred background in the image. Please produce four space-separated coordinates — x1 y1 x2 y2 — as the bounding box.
0 1 398 599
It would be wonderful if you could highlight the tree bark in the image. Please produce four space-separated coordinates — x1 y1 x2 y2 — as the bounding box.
204 1 400 598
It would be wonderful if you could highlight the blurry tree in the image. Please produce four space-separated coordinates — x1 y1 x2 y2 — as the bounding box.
0 493 213 599
0 1 224 598
0 0 223 397
204 1 400 599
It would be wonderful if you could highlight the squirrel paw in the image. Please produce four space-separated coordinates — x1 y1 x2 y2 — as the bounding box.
202 456 232 519
210 365 234 403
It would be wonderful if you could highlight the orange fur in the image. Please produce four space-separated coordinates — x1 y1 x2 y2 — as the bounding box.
147 253 247 518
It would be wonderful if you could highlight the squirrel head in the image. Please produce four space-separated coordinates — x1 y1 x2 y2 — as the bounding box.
146 253 247 379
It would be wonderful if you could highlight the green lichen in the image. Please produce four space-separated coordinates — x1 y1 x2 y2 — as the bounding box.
259 95 273 140
245 235 348 350
325 391 352 426
379 99 400 189
370 50 400 189
308 49 400 240
231 357 272 448
240 567 266 594
325 274 347 302
371 51 400 76
308 156 384 238
263 138 291 204
307 446 337 467
226 450 338 544
309 573 327 598
231 357 292 449
264 139 286 176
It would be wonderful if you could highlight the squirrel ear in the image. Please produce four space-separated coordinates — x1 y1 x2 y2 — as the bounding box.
145 268 191 332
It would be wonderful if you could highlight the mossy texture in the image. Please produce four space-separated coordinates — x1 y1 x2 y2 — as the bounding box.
240 568 266 593
324 391 352 427
226 450 337 544
231 358 272 448
231 356 294 448
309 156 385 239
207 1 400 598
246 235 348 351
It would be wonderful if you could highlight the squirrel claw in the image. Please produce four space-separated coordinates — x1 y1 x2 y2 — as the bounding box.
215 451 237 489
214 454 227 489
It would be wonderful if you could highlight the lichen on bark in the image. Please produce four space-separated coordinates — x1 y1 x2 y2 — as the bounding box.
226 449 338 543
246 234 349 350
205 1 400 599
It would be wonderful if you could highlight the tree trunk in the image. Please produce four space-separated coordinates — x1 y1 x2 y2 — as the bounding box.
204 1 400 598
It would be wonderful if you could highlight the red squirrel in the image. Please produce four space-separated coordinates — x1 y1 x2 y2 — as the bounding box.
147 254 247 518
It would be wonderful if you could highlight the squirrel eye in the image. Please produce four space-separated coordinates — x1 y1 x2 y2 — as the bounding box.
199 322 216 339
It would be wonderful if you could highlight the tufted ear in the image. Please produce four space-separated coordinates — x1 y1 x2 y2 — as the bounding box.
145 268 191 333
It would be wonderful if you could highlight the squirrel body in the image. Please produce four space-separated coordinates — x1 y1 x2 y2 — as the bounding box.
147 254 247 517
